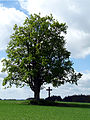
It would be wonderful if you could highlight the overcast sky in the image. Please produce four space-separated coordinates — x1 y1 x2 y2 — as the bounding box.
0 0 90 99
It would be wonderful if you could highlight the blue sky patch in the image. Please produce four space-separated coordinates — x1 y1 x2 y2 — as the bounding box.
71 55 90 72
0 0 28 15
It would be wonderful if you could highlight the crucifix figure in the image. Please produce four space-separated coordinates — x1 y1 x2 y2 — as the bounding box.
46 87 52 98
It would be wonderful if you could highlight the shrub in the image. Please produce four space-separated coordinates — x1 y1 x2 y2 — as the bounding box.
30 99 56 106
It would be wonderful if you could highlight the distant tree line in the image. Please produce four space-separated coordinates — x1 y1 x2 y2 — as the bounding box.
45 95 90 103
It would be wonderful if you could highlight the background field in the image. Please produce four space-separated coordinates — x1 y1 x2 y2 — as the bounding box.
0 100 90 120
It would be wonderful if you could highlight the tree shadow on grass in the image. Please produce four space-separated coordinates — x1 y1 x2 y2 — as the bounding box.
55 102 90 108
30 99 90 109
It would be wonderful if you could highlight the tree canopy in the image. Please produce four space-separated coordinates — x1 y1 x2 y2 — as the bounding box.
2 13 82 100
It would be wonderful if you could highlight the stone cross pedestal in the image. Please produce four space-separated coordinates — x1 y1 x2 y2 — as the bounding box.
46 87 52 98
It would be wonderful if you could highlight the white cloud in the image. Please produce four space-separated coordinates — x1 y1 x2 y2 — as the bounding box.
78 71 90 88
18 0 90 58
0 85 33 99
18 0 46 15
0 7 27 50
66 29 90 58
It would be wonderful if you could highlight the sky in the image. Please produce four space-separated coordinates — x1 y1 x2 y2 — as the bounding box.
0 0 90 99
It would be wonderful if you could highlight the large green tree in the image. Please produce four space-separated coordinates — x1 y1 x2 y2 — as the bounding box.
2 13 82 100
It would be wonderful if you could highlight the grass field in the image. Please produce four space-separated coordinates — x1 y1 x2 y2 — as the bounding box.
0 100 90 120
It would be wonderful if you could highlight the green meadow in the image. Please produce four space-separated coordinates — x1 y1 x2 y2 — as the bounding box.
0 100 90 120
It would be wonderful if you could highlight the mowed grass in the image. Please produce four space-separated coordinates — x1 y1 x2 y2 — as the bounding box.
0 100 90 120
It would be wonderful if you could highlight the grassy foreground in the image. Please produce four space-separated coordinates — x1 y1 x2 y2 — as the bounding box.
0 100 90 120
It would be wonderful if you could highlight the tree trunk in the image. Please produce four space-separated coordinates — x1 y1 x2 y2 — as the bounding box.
34 84 40 100
34 90 40 100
